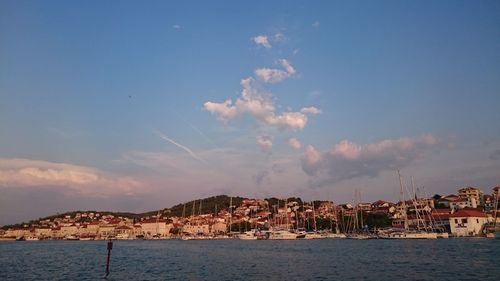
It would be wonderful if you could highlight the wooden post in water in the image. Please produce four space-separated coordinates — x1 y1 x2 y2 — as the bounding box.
105 240 113 278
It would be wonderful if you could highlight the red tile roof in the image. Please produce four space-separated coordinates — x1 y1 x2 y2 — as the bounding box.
141 218 169 224
450 209 487 218
431 214 452 220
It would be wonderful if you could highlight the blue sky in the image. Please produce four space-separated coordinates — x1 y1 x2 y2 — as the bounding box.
1 0 499 225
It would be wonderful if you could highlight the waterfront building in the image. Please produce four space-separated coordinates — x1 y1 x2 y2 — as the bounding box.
4 228 27 238
85 221 100 235
98 224 117 239
34 226 52 238
51 227 62 239
140 218 172 237
115 225 134 239
211 220 227 234
182 223 210 235
449 209 488 237
60 224 78 237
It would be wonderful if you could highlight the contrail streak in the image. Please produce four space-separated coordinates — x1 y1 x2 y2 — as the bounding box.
153 129 205 163
182 118 220 149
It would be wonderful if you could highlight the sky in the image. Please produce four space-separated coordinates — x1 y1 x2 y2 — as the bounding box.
1 0 500 225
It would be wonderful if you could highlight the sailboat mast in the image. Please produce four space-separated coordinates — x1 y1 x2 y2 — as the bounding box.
398 170 408 230
285 198 289 230
493 189 499 229
359 190 364 231
312 201 317 232
229 197 232 233
411 176 421 231
192 200 196 218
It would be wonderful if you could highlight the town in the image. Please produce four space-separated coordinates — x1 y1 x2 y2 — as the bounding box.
1 186 498 241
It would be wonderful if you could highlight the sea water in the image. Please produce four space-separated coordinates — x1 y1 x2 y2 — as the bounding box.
0 239 498 280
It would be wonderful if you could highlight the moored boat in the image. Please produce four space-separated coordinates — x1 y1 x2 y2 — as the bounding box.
236 231 258 240
267 230 298 240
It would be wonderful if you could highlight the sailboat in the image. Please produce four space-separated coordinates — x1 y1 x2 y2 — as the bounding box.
344 190 373 239
325 202 346 239
267 198 299 240
379 171 438 239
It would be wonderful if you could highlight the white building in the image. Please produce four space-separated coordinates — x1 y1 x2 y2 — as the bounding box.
449 209 488 237
182 223 210 235
140 219 172 237
34 227 52 238
458 187 484 207
211 220 227 234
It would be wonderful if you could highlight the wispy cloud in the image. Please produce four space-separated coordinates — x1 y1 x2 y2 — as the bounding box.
273 32 286 42
255 59 296 83
312 21 320 28
153 129 205 162
256 135 273 152
300 106 322 115
49 127 83 139
173 24 181 29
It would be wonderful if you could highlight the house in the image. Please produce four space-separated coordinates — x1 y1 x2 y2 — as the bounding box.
372 200 392 209
372 206 394 215
358 203 372 212
449 209 488 237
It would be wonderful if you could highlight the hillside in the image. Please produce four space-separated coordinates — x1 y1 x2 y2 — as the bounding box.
1 195 326 229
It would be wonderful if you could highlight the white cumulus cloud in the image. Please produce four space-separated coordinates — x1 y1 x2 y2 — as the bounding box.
252 35 271 48
301 135 439 183
288 138 302 150
204 77 318 130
